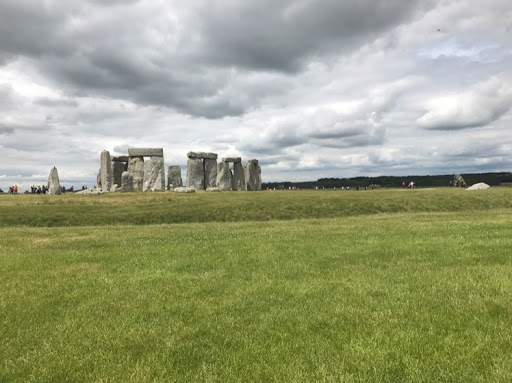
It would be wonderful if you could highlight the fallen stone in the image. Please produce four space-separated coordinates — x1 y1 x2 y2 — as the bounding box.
128 148 163 157
187 158 204 190
174 187 196 193
47 167 62 195
216 162 232 191
76 188 105 195
100 150 113 191
143 157 165 191
187 151 218 160
206 187 221 192
466 183 490 190
204 158 217 189
222 157 241 163
110 184 118 192
127 156 144 191
111 156 129 162
167 165 183 190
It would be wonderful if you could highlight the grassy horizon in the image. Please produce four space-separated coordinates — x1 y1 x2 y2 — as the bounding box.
1 189 512 381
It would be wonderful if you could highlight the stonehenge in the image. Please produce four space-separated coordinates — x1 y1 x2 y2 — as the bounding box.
96 148 261 192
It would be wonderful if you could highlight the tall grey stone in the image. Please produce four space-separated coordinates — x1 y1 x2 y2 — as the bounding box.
232 162 246 191
204 158 217 189
186 158 204 190
47 167 62 195
97 169 101 189
127 156 144 191
256 164 262 190
167 166 183 189
216 162 232 191
453 174 465 187
100 150 113 191
245 162 260 191
112 161 125 188
143 157 165 191
120 171 133 192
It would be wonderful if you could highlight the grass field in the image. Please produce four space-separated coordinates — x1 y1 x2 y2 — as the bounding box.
1 188 512 382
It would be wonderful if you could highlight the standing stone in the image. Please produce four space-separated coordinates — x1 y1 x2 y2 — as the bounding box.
112 161 125 188
256 164 262 190
167 166 183 190
245 162 260 191
232 162 246 191
453 174 466 187
47 167 62 195
204 158 217 189
216 162 232 191
120 171 133 192
187 158 204 190
143 157 165 191
127 156 144 191
100 150 113 191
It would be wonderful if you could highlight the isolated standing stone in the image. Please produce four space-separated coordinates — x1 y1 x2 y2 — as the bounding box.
187 158 204 190
453 174 466 187
120 171 133 192
143 157 165 191
100 150 113 191
216 162 232 191
167 166 183 189
47 167 61 195
127 156 144 191
204 158 217 189
232 162 246 191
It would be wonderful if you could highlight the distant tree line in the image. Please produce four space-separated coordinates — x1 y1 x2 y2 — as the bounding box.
262 172 512 190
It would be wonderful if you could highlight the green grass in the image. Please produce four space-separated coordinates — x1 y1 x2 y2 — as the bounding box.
1 189 512 381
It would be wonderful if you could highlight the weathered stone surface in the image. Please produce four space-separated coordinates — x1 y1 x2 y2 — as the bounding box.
256 164 262 190
453 174 466 187
143 157 165 191
467 182 490 190
127 156 144 191
47 167 61 195
206 187 221 192
216 162 232 191
128 148 163 157
174 187 195 193
232 162 246 191
248 159 259 165
97 169 101 189
120 171 133 192
245 162 261 191
204 158 217 189
187 151 218 160
112 161 125 188
187 158 204 190
100 150 113 191
167 166 183 189
110 184 118 192
111 156 129 162
222 157 241 163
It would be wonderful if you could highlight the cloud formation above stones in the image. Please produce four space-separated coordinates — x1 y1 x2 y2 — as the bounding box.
1 0 511 189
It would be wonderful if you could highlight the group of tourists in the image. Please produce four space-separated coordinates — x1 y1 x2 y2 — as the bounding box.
30 185 49 194
7 185 19 194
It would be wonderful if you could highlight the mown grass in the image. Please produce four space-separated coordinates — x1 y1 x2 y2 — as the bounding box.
1 189 512 381
0 187 511 227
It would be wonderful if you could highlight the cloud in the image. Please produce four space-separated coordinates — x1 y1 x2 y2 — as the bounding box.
417 77 512 130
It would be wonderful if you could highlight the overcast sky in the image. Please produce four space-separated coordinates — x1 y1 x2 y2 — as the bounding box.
1 0 511 189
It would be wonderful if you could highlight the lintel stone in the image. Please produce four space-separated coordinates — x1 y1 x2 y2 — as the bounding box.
187 151 218 160
222 157 241 163
111 156 129 162
128 148 163 157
